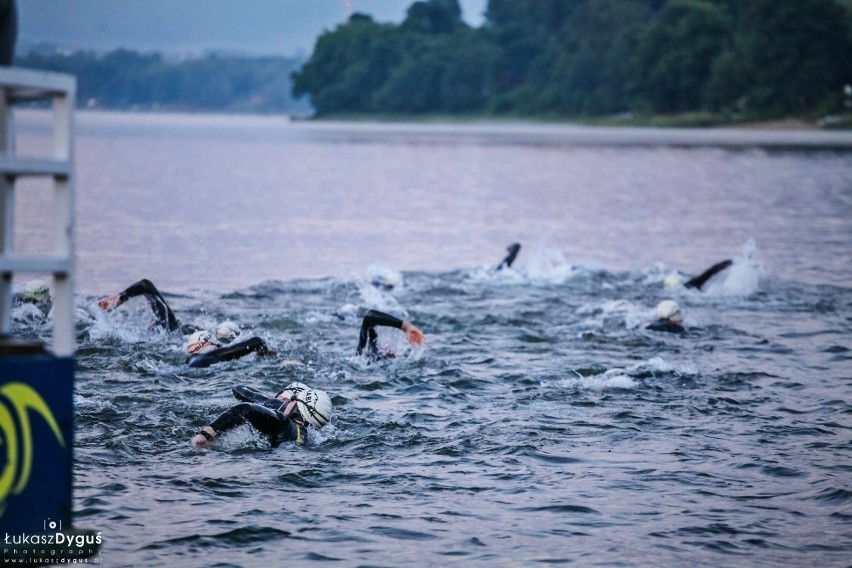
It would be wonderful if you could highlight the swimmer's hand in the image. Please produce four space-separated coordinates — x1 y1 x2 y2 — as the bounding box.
257 343 277 357
402 322 425 346
97 294 123 311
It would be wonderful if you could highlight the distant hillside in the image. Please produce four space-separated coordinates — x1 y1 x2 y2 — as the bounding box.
15 48 312 115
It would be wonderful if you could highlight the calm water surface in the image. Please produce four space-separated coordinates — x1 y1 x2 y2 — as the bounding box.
10 111 852 567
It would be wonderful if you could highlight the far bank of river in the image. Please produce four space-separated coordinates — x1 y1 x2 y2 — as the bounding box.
31 107 851 153
289 117 852 149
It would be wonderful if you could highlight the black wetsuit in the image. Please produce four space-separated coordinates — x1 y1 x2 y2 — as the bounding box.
357 309 406 360
116 279 196 334
646 320 686 334
207 385 305 447
684 259 732 290
496 243 521 270
186 336 271 368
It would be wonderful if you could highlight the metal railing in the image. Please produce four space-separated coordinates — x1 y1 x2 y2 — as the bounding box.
0 67 76 355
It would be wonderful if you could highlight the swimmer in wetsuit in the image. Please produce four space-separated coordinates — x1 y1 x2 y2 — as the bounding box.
496 243 521 271
666 259 733 291
11 279 52 313
184 329 275 368
191 382 332 449
98 278 199 334
646 300 686 334
357 309 425 361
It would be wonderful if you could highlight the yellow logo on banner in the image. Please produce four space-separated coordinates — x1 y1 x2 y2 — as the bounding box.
0 382 66 517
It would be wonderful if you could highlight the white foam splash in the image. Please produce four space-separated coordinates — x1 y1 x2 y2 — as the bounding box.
465 264 525 286
703 239 764 297
522 247 575 284
10 302 45 323
85 300 175 345
352 274 404 314
554 368 637 391
336 302 359 317
629 357 672 374
588 372 637 390
577 298 651 330
73 395 118 412
214 427 263 450
366 264 404 291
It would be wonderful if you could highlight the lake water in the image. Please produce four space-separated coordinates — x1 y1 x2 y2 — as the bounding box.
10 111 852 566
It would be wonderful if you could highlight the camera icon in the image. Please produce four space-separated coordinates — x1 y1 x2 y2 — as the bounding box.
43 518 62 531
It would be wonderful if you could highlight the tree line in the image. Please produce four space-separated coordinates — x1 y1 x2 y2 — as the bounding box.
15 49 310 114
293 0 852 119
14 0 852 120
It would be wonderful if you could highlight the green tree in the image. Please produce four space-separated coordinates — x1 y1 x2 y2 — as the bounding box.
439 31 499 111
549 0 652 115
401 0 465 34
292 14 400 114
291 0 851 118
372 37 444 112
631 0 730 113
373 30 496 113
705 0 851 114
483 0 574 98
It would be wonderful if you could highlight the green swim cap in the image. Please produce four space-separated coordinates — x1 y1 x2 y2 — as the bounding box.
24 279 50 300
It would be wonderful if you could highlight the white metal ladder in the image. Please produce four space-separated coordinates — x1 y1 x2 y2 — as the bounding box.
0 67 76 356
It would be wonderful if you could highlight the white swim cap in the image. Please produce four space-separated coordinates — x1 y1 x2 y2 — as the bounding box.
663 275 682 288
277 381 310 401
655 300 683 323
215 321 241 343
24 279 50 300
186 330 220 355
367 265 403 290
295 388 333 429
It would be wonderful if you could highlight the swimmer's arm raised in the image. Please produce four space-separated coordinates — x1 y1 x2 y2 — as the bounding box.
357 310 424 354
684 259 732 290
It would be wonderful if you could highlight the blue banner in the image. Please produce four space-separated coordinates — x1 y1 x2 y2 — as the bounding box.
0 356 74 536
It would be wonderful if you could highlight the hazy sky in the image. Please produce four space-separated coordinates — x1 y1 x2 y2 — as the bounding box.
17 0 489 57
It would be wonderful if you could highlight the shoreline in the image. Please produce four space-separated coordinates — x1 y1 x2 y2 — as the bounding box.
16 108 852 149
